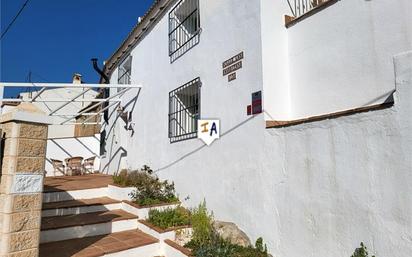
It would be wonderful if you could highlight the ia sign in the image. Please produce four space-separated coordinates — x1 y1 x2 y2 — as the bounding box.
198 120 220 146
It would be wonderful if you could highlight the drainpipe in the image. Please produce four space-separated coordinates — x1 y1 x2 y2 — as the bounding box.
91 58 110 123
91 58 110 157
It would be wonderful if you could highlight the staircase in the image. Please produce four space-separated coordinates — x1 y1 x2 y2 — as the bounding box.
39 175 191 257
39 175 161 257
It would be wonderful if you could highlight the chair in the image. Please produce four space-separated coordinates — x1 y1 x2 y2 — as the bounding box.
50 159 66 176
83 156 96 174
65 157 84 176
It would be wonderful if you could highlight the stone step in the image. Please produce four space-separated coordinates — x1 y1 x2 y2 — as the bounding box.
40 210 139 243
42 197 122 217
39 229 161 257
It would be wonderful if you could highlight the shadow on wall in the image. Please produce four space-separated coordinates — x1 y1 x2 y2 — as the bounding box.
46 136 101 176
100 91 140 174
155 114 261 173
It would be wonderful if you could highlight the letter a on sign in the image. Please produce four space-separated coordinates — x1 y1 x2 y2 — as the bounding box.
198 120 220 146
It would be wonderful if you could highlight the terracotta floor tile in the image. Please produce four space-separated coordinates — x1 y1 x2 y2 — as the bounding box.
43 197 120 210
97 241 131 254
44 174 113 192
41 210 137 230
72 247 104 257
39 230 158 257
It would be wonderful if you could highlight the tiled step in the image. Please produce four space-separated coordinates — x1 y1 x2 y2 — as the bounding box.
43 187 109 203
43 175 113 203
42 197 122 217
40 210 139 243
39 230 160 257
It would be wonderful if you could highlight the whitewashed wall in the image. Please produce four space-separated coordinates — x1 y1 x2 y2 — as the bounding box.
100 0 412 255
159 52 409 257
287 0 412 119
45 135 101 176
101 0 264 174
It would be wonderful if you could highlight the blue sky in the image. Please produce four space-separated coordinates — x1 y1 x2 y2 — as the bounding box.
0 0 153 97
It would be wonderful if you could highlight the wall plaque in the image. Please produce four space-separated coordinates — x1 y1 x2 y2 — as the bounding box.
11 174 44 194
228 73 237 82
252 91 262 115
222 52 244 69
223 61 242 76
222 52 244 82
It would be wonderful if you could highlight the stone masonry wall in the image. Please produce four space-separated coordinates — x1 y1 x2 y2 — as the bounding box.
0 120 48 257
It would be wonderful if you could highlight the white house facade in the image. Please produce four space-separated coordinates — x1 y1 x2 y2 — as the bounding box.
100 0 412 256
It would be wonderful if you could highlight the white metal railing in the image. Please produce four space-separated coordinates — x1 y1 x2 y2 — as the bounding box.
0 82 142 125
287 0 326 17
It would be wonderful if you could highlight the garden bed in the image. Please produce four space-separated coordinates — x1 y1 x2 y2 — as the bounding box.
111 166 180 206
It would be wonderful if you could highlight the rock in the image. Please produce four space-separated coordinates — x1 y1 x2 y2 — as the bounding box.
213 221 251 247
175 228 192 246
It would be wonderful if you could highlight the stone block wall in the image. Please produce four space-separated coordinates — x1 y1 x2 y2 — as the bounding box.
0 118 48 257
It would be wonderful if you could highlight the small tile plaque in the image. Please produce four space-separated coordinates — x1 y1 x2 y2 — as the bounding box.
11 174 43 194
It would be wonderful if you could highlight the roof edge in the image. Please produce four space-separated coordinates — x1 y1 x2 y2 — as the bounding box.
103 0 177 79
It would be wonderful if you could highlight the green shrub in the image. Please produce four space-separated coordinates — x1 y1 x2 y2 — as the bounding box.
112 169 131 187
351 243 375 257
148 206 191 229
188 234 269 257
185 201 269 257
113 166 179 206
190 200 213 246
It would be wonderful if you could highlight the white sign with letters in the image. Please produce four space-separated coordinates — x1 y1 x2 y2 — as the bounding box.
198 120 220 146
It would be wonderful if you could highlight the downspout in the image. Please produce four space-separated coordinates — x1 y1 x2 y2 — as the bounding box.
91 58 110 157
91 58 110 123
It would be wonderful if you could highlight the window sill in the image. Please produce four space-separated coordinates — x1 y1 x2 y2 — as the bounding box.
285 0 339 28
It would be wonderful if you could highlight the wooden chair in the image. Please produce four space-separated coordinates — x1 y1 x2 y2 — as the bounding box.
50 158 66 176
65 157 84 176
83 156 96 174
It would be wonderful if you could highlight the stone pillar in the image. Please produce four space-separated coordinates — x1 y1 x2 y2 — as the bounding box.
0 104 51 257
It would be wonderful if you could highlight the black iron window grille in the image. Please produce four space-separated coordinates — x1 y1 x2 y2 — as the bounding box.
169 0 200 62
117 56 132 92
168 77 201 143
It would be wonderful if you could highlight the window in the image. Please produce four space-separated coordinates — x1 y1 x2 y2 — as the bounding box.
169 0 200 62
117 56 132 92
168 78 201 143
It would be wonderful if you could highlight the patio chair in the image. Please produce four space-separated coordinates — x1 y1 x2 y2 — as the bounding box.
65 157 84 176
50 158 66 176
83 156 96 174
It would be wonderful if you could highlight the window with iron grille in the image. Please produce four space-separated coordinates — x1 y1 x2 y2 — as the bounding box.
169 0 200 62
168 78 201 143
117 56 132 92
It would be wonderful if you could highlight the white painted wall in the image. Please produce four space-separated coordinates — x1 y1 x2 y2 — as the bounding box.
260 0 291 120
287 0 412 119
45 135 100 176
100 0 412 255
20 87 98 138
101 0 264 174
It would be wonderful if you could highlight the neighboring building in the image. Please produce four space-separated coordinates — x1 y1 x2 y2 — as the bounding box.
74 95 102 137
2 74 101 175
17 74 99 138
99 0 412 257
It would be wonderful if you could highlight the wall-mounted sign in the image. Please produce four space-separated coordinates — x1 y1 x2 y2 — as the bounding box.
252 91 262 115
247 91 262 116
222 52 244 82
198 119 220 146
222 52 244 68
223 61 242 76
228 73 237 82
